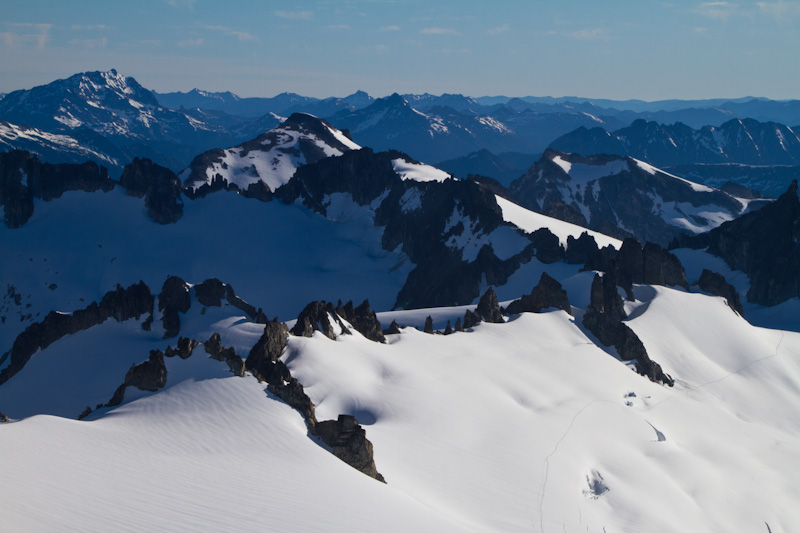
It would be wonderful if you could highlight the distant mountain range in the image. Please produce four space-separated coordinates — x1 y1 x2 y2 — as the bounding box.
3 110 800 533
2 70 800 202
506 149 754 245
550 118 800 167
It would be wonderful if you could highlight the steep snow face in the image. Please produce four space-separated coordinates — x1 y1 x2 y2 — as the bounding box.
391 158 452 183
0 120 121 168
182 115 361 192
495 195 622 249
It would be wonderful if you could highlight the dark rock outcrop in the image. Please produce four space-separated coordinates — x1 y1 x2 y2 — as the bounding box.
476 287 504 323
316 415 385 482
582 273 674 386
275 147 527 310
336 299 385 343
0 150 115 228
0 411 8 423
673 181 800 306
164 337 198 359
124 350 168 391
586 238 689 299
566 232 600 265
246 320 290 383
204 333 245 377
225 284 258 319
509 148 745 246
443 321 453 335
463 308 480 329
120 157 183 224
291 301 350 339
454 317 464 332
697 269 744 315
194 278 226 307
0 281 153 385
158 276 190 338
506 272 571 315
383 320 402 335
423 316 434 334
106 349 168 408
241 306 387 482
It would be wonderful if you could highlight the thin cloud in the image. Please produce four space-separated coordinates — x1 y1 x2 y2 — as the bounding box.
567 27 608 40
380 25 401 31
1 23 52 49
757 1 800 18
70 37 108 48
200 25 258 42
167 0 196 9
71 24 111 31
487 24 509 35
275 10 313 20
178 38 204 47
420 27 459 35
327 24 351 30
695 1 738 20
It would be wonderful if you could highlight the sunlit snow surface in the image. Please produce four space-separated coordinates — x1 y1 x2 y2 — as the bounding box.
2 187 800 532
2 284 799 532
183 121 361 192
495 195 622 249
391 158 452 182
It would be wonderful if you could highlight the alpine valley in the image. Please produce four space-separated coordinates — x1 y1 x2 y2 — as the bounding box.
1 70 799 533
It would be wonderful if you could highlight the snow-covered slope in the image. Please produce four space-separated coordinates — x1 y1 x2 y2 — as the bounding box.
181 113 359 193
1 271 798 532
509 149 749 245
0 119 124 172
550 118 800 167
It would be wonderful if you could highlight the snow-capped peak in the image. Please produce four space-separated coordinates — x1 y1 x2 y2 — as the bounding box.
182 113 361 193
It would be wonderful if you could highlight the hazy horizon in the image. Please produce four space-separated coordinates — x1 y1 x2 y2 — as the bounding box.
1 1 799 101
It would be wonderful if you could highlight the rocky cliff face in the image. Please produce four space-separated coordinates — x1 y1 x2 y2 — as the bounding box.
509 150 745 246
0 150 115 227
120 158 184 224
585 239 688 299
582 273 674 386
673 181 800 306
505 272 571 315
0 281 153 385
697 269 744 315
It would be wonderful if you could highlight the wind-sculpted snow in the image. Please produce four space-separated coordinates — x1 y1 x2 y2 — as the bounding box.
1 251 800 531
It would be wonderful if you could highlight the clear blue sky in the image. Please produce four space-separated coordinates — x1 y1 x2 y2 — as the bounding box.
1 0 798 100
